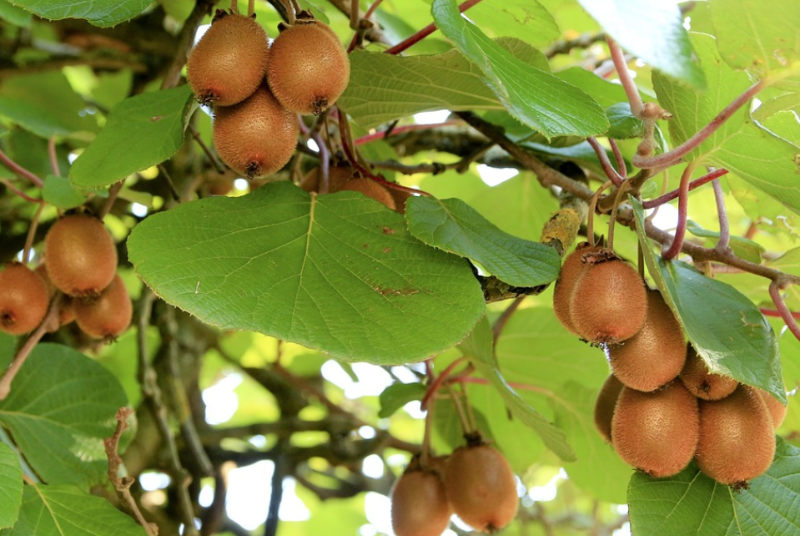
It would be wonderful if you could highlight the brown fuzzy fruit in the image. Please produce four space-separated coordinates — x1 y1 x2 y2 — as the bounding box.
213 84 299 178
679 344 738 400
300 165 352 193
389 188 414 215
44 214 118 298
444 444 518 533
187 12 270 106
74 274 132 340
340 179 397 210
608 289 685 392
553 243 602 335
611 381 699 478
568 251 647 344
266 19 350 115
695 385 776 485
391 466 452 536
756 388 788 429
594 374 624 443
0 263 50 335
35 264 76 326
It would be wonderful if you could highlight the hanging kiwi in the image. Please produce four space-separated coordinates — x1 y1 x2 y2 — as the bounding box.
694 385 776 485
552 242 601 335
340 178 397 210
187 11 270 106
679 344 738 400
755 387 788 429
608 289 685 392
594 374 624 443
74 274 132 341
0 263 50 335
611 381 699 478
266 17 350 115
213 84 299 178
391 459 453 536
35 264 76 326
300 165 353 193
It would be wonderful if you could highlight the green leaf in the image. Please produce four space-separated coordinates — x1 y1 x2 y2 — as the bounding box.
0 333 14 370
709 0 800 74
0 442 22 529
405 196 561 287
431 0 608 138
631 197 785 403
606 102 643 139
43 175 89 210
0 344 129 487
6 0 151 28
458 315 575 461
753 92 800 122
576 0 705 88
0 1 31 27
128 182 485 364
628 438 800 535
0 485 147 536
378 382 426 418
685 220 765 264
467 0 560 49
70 85 194 189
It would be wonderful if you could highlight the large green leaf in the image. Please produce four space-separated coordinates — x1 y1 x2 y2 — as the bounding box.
0 485 146 536
576 0 705 88
709 0 800 73
6 0 150 27
653 33 800 215
631 198 785 403
431 0 608 138
405 196 561 287
0 1 31 27
628 438 800 535
0 344 129 487
468 0 560 49
128 182 485 364
457 315 575 461
70 85 194 188
0 442 22 529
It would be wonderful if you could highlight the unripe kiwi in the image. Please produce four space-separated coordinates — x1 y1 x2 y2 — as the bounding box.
74 274 132 340
300 165 352 193
611 381 699 478
266 19 350 115
679 344 738 400
695 385 776 485
594 374 624 443
444 443 518 533
340 179 397 210
187 11 270 106
552 242 601 335
608 289 685 392
0 263 50 335
568 250 647 344
35 264 76 326
391 465 452 536
44 214 118 298
213 84 299 178
755 387 788 429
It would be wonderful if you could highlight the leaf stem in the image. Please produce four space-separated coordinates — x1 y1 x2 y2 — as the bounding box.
48 136 61 177
0 147 44 188
492 296 525 348
711 175 731 252
662 162 696 260
587 180 613 247
0 179 41 203
606 37 643 117
99 182 123 219
609 139 627 179
641 168 728 209
769 280 800 343
23 202 45 264
384 0 485 55
421 357 466 411
760 308 800 319
607 180 632 250
586 137 623 186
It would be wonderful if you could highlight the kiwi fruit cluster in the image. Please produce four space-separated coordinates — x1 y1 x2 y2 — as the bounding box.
187 9 350 179
301 164 410 212
391 438 518 535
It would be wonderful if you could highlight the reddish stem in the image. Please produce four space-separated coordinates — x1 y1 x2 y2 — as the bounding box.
0 147 43 188
760 308 800 319
609 139 627 179
421 357 466 410
769 281 800 343
354 121 462 145
385 0 485 55
48 136 61 177
606 37 643 117
662 163 696 260
642 168 728 209
711 177 730 251
633 80 766 169
0 179 42 203
586 137 623 186
347 0 386 53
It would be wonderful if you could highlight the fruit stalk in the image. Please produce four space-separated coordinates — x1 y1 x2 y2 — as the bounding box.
606 37 643 117
662 161 697 261
586 136 623 186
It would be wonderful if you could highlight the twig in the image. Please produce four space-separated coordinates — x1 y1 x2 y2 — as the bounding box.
544 32 606 59
641 168 728 209
349 0 359 30
385 0 485 55
711 177 731 252
0 294 62 400
662 162 696 260
48 136 61 176
0 179 41 203
355 121 462 145
189 123 225 174
606 37 643 117
99 182 123 219
369 159 450 175
586 137 623 186
609 139 627 179
105 408 159 536
23 202 45 263
492 296 525 347
346 0 386 52
0 147 44 188
263 447 286 536
769 280 800 342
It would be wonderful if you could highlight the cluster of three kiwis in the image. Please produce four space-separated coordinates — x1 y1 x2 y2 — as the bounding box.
0 214 131 340
391 437 518 536
187 9 350 179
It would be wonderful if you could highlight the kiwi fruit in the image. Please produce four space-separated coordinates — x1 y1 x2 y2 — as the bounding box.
300 165 352 193
569 250 647 344
340 179 397 210
695 385 776 485
444 443 518 532
389 187 414 215
552 242 601 334
611 381 699 478
0 263 50 335
213 84 299 178
35 264 76 326
44 214 118 298
594 374 624 443
608 289 685 392
391 463 452 536
187 11 270 106
679 344 738 400
756 387 788 429
74 274 132 340
266 18 350 115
